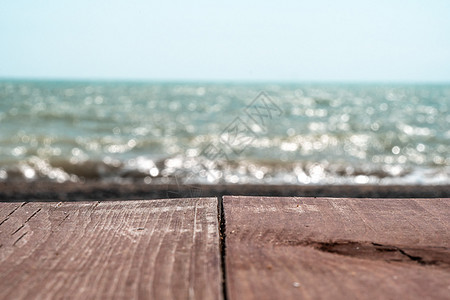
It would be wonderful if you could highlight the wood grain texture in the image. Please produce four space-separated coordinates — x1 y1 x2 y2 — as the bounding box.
223 196 450 300
0 198 222 300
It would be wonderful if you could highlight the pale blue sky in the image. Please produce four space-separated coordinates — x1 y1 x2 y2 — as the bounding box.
1 0 449 82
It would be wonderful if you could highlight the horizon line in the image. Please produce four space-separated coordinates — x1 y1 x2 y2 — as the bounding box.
1 76 450 85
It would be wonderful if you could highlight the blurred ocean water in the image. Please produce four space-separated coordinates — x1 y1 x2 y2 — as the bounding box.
0 81 449 185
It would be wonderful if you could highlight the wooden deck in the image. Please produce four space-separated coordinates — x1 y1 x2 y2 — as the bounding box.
0 199 221 299
224 197 450 300
1 197 449 299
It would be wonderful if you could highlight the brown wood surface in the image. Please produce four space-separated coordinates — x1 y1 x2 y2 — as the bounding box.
0 198 222 300
223 196 450 300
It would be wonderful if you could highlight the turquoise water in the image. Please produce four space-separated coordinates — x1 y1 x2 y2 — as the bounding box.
0 81 449 185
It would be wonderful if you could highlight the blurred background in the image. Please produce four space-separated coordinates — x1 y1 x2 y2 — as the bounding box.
0 1 449 188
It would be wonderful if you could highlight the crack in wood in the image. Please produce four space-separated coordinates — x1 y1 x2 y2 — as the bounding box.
371 242 440 266
58 213 70 226
13 231 28 246
25 208 41 223
0 217 9 227
280 240 450 268
11 224 24 235
218 196 228 300
88 201 101 214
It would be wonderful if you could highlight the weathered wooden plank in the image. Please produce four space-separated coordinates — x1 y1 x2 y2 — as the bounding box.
0 198 222 300
224 196 450 300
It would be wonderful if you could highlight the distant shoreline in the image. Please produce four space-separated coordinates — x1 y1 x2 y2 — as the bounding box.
1 181 448 202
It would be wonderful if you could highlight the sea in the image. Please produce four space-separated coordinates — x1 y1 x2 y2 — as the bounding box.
0 81 449 185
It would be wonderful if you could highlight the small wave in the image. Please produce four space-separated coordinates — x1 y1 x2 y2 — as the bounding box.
0 155 449 185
